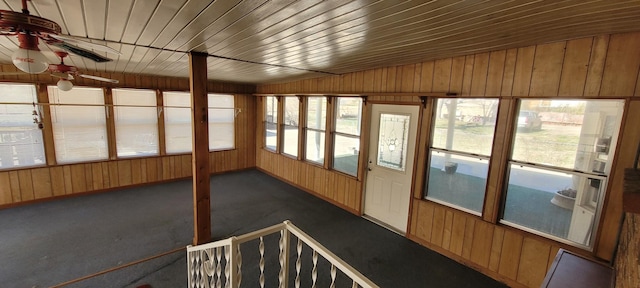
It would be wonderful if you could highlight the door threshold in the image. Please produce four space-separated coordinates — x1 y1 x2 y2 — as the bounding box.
363 215 405 236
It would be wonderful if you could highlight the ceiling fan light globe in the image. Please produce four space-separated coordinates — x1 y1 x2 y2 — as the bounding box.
57 79 73 91
12 48 49 74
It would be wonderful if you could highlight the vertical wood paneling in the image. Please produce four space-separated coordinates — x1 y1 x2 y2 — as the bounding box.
70 164 87 193
499 229 524 280
18 170 34 201
62 166 73 194
516 238 551 287
512 46 536 96
9 171 20 202
431 205 446 247
501 49 518 96
31 168 52 200
433 59 452 92
50 166 66 196
461 55 475 96
600 32 640 96
0 172 11 204
91 163 104 190
450 212 466 256
529 42 565 96
485 51 506 96
118 160 133 186
416 201 435 242
584 35 610 96
449 56 466 94
488 226 505 272
419 61 435 92
558 38 593 96
470 220 494 268
462 217 475 260
470 53 490 96
441 210 454 250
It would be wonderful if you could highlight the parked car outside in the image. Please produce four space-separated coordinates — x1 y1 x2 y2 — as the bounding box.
517 110 542 131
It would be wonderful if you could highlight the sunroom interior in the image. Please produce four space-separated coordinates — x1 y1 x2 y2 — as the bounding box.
1 1 640 288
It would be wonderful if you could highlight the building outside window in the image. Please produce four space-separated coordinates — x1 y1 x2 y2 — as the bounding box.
208 94 235 151
425 98 499 215
282 97 299 157
265 96 278 151
49 86 108 164
333 97 362 176
0 83 45 169
163 91 192 154
305 97 327 164
113 89 158 157
501 99 624 249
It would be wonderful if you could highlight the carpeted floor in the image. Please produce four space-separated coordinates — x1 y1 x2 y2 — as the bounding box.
0 169 507 288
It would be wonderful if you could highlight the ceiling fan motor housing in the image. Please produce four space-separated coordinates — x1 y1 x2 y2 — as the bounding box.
0 10 62 35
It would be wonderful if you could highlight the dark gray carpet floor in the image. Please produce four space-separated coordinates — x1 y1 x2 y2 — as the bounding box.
0 169 508 288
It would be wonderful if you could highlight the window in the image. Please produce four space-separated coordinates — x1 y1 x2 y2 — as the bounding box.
282 97 300 157
164 91 192 154
113 89 158 157
49 86 108 164
264 96 278 151
0 84 45 169
424 98 499 215
501 99 624 249
333 97 362 176
305 97 327 164
208 94 235 151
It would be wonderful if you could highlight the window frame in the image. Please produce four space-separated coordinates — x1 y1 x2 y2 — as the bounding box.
280 96 300 158
499 98 624 250
207 93 236 152
264 96 279 152
303 96 328 166
423 97 500 216
331 97 363 177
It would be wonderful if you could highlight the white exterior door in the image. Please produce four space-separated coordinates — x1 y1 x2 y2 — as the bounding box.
364 104 420 233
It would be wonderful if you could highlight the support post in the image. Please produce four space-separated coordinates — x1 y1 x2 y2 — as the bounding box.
189 51 211 245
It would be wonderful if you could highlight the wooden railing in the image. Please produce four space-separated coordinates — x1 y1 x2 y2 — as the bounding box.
186 220 379 288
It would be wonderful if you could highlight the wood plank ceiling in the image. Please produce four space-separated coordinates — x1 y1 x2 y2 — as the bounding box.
0 0 639 85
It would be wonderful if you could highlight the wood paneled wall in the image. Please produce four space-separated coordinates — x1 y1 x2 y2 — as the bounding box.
257 31 640 287
0 70 257 207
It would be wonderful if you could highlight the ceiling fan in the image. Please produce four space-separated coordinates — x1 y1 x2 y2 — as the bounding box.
49 51 119 91
0 0 120 74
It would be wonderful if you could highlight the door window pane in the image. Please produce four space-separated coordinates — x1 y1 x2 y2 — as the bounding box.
376 113 410 172
282 97 299 157
0 84 45 169
265 96 278 151
164 92 192 154
208 94 235 151
49 86 108 164
113 89 158 157
502 99 624 249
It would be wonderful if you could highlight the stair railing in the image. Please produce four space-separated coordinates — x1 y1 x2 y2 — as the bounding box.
187 220 379 288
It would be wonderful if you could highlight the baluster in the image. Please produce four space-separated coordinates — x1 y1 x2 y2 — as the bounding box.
216 247 222 288
236 244 242 287
330 264 336 288
205 248 216 288
259 236 265 288
295 239 302 288
351 281 358 288
278 231 285 288
311 250 318 288
225 245 231 288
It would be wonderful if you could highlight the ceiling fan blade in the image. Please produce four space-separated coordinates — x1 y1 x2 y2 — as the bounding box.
48 34 121 55
48 42 112 63
51 72 73 80
80 74 119 83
